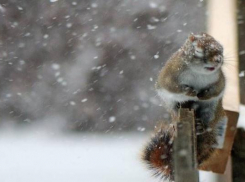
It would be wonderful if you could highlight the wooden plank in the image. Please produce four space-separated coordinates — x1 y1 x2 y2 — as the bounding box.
199 111 238 172
174 108 199 182
200 157 232 182
202 0 240 176
207 0 240 112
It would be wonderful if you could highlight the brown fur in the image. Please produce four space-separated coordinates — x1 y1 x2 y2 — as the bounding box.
156 33 225 97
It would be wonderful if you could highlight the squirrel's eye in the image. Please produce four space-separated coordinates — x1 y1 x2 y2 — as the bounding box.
193 54 202 59
203 57 208 63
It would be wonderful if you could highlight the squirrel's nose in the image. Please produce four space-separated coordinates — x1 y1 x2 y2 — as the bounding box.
213 55 222 63
203 58 208 64
214 59 221 63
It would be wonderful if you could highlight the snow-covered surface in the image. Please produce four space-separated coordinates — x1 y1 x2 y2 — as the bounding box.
0 131 159 182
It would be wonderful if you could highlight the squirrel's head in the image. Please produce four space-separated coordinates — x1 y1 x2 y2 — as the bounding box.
184 33 224 74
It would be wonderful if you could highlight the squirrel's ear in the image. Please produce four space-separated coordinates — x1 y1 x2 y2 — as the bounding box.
201 32 207 36
200 32 210 37
188 33 196 42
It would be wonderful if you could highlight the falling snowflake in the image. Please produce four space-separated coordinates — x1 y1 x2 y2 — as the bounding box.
66 23 73 28
149 2 157 8
81 98 88 103
147 24 156 30
109 116 116 123
52 64 60 70
154 55 159 59
43 34 49 39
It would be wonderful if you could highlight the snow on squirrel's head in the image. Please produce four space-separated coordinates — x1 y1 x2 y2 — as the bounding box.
183 32 224 75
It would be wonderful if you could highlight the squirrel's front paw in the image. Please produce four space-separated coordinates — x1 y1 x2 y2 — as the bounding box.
182 85 197 97
197 89 211 100
195 120 206 135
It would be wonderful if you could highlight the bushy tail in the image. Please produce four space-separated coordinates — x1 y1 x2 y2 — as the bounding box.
142 121 218 181
142 124 175 181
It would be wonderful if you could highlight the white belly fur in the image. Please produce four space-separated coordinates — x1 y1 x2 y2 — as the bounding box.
179 70 219 91
157 71 221 109
157 88 198 103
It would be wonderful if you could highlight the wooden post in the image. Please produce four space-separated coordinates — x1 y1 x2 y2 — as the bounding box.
202 0 240 179
174 108 199 182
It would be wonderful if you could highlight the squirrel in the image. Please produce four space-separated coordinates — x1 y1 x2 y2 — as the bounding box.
142 33 227 181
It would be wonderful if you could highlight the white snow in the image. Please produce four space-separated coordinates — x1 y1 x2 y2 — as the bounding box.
18 43 25 48
149 2 157 8
0 5 5 13
154 54 159 59
147 24 156 30
239 50 245 55
57 77 63 82
66 23 73 28
109 116 116 123
51 63 60 70
0 131 159 182
179 149 187 156
61 81 67 86
137 127 146 132
81 98 88 103
239 71 245 77
238 105 245 128
69 101 76 106
91 3 98 8
17 6 23 10
151 17 159 22
43 34 49 39
19 60 25 65
24 32 31 37
130 55 136 60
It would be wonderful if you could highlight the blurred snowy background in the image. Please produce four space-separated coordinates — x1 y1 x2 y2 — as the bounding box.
0 0 206 131
0 0 209 182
